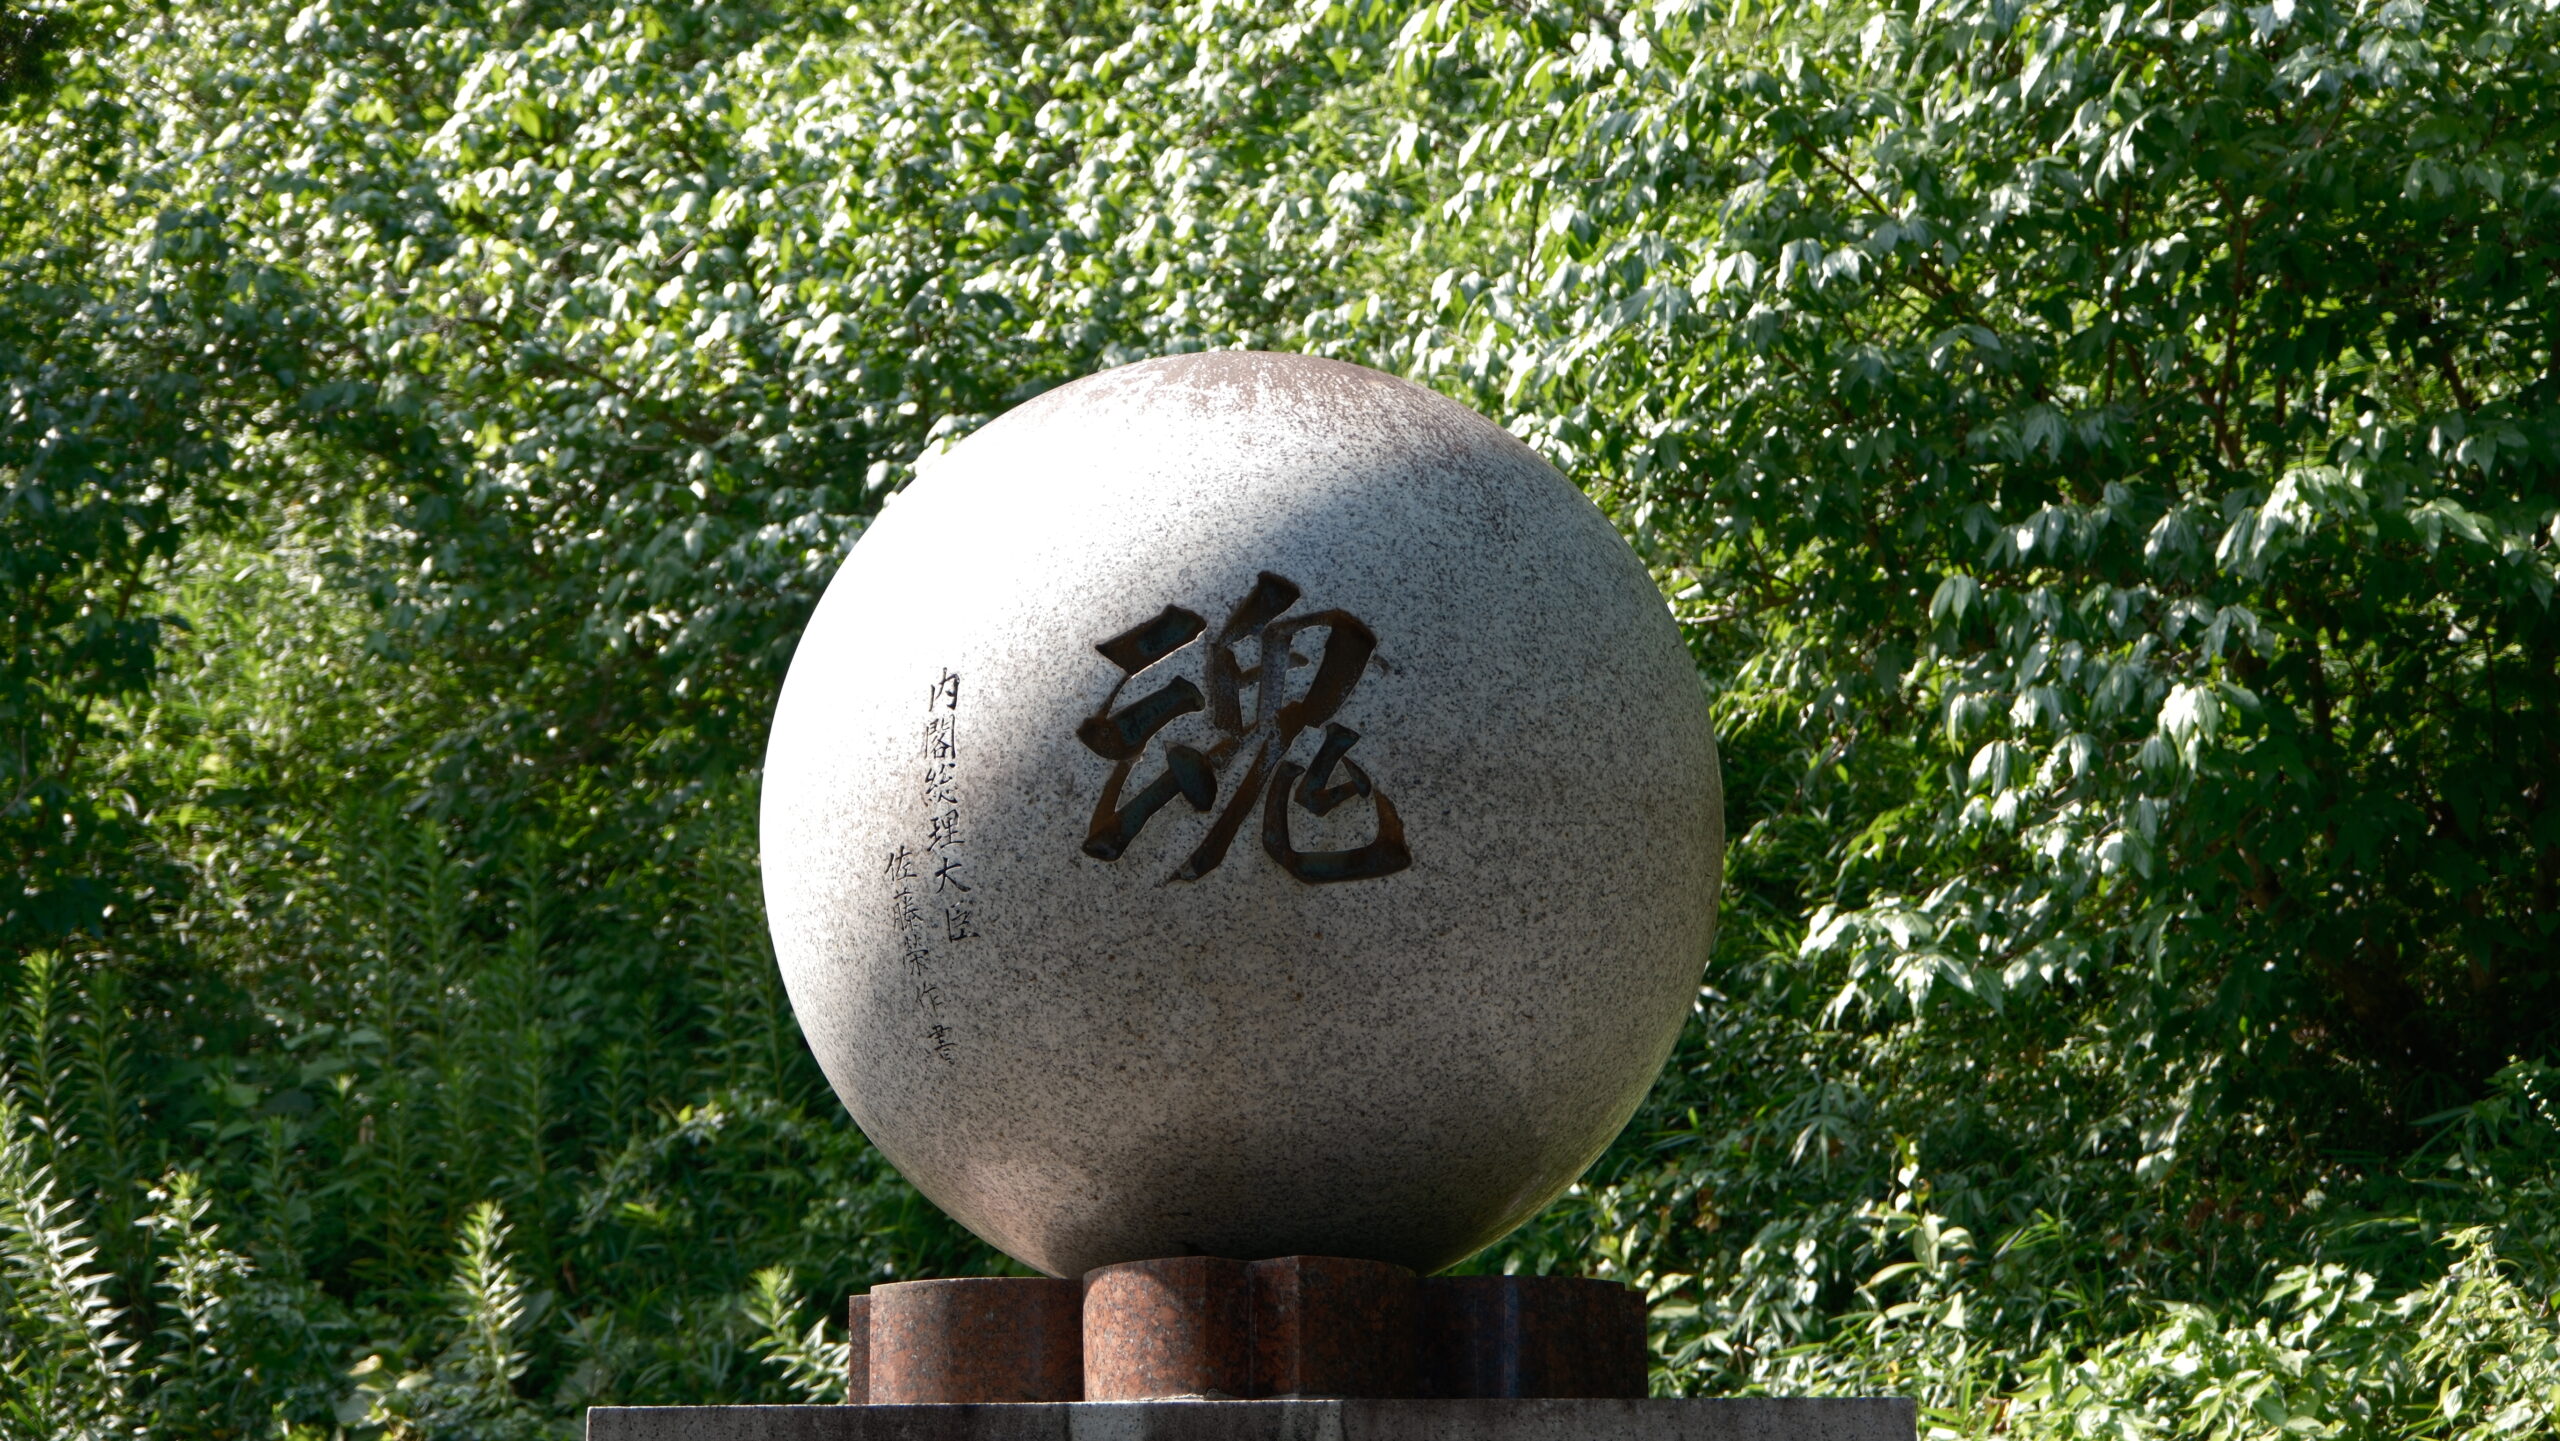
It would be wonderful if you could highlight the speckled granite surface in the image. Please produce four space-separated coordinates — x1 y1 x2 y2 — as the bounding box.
762 352 1723 1278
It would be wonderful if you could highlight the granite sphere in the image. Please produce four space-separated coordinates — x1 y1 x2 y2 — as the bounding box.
760 352 1722 1278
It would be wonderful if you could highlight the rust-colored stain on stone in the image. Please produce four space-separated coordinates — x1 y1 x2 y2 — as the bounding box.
1417 1274 1649 1399
867 1277 1082 1403
1083 1256 1254 1400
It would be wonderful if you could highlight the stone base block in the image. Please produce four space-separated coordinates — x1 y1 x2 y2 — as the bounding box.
1084 1258 1256 1401
588 1399 1914 1441
868 1279 1084 1404
1247 1257 1419 1400
1417 1277 1646 1400
867 1260 1650 1404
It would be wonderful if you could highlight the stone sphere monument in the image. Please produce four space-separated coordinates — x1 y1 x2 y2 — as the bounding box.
761 352 1722 1282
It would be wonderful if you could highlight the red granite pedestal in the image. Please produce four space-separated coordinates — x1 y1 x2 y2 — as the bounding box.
863 1278 1084 1404
847 1259 1647 1405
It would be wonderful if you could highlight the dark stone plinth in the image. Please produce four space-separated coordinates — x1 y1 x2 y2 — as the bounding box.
1248 1257 1418 1399
1417 1277 1646 1400
1085 1258 1255 1400
587 1398 1916 1441
870 1279 1083 1404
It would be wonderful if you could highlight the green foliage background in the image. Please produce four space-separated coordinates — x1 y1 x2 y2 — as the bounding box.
6 0 2560 1435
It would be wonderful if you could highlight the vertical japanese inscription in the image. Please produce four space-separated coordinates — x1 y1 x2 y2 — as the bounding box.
886 667 970 1064
1077 571 1411 884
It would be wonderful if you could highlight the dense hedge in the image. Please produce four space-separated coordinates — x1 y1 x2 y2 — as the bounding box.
6 0 2560 1437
